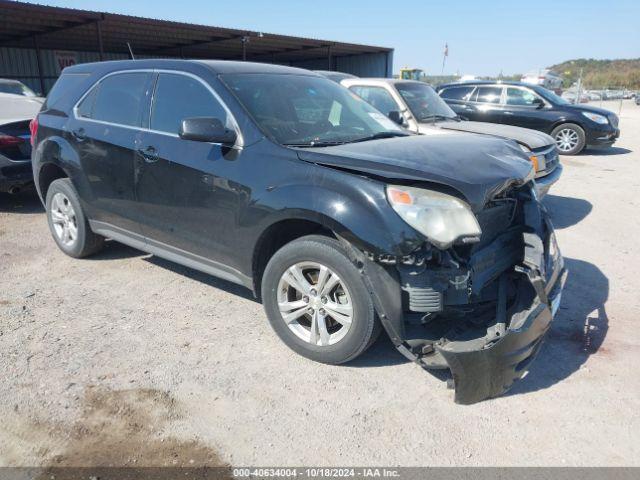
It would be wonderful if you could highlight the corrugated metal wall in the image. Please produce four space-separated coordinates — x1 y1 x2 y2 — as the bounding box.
1 46 129 93
1 46 393 94
289 51 392 77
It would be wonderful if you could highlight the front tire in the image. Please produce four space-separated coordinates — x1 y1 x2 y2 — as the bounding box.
261 235 380 364
552 123 586 155
46 178 104 258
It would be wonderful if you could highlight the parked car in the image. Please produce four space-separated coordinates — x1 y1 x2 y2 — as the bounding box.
0 83 43 193
561 89 590 104
32 60 565 404
636 95 640 106
520 69 563 92
586 90 602 101
337 78 561 198
312 70 358 83
437 81 620 155
0 78 42 98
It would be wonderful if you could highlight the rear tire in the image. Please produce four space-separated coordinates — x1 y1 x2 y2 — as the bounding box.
551 123 586 155
46 178 104 258
261 235 381 364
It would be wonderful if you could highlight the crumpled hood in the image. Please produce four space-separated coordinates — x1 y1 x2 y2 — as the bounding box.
433 120 555 150
295 134 534 211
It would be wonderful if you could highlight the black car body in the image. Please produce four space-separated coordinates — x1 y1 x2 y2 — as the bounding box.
437 81 620 155
32 60 565 404
0 118 33 193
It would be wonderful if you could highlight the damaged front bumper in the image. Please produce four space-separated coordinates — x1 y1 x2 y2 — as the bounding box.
359 190 566 404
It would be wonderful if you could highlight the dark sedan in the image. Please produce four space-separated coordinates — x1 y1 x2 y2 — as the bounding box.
437 81 620 155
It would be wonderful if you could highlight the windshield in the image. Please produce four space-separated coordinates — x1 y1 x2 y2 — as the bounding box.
221 73 405 146
395 82 457 121
531 85 569 105
0 81 37 97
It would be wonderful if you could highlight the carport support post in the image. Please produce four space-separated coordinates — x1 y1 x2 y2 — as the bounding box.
33 35 45 95
327 45 333 70
95 19 104 61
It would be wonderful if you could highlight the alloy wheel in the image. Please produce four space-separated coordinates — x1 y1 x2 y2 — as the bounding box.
50 192 78 247
277 261 353 346
555 128 579 152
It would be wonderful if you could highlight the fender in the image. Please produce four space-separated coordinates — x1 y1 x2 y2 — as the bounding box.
33 132 82 203
243 164 427 272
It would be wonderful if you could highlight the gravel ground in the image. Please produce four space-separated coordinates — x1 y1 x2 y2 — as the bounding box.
1 100 639 467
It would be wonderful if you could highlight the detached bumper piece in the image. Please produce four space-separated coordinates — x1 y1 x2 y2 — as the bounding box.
437 236 566 404
361 188 566 404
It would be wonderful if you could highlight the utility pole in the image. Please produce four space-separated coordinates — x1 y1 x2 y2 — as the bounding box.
575 68 583 105
441 43 448 75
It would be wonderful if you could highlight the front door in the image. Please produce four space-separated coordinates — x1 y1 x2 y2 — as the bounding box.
501 86 549 130
134 71 246 271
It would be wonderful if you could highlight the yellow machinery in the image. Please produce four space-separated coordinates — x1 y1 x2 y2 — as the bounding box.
399 68 424 80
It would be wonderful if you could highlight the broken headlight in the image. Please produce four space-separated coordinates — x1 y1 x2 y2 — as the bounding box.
386 185 481 250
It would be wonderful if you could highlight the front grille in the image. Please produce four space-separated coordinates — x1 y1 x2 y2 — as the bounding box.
543 148 559 171
533 145 559 175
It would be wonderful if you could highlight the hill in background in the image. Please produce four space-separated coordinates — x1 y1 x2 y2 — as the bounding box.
549 58 640 89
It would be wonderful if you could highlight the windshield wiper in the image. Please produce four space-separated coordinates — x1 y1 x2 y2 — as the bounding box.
284 140 348 148
348 131 410 144
420 114 458 123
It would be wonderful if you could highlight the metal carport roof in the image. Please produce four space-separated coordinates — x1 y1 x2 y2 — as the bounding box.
0 0 392 63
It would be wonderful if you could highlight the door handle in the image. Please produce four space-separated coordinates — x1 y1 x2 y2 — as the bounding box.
137 146 159 163
503 111 514 115
71 128 86 141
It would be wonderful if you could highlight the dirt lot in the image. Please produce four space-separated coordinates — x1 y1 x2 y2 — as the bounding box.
1 100 639 467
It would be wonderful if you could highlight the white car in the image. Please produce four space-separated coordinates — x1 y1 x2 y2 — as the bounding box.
521 69 563 92
0 80 44 193
338 77 562 198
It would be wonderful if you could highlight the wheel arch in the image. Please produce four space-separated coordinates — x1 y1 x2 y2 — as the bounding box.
37 162 69 203
251 217 337 298
33 135 81 204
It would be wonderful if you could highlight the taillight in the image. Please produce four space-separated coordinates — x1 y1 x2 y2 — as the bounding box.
29 116 38 147
0 134 25 147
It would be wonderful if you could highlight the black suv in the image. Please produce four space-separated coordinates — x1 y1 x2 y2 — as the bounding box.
32 60 565 404
437 81 620 155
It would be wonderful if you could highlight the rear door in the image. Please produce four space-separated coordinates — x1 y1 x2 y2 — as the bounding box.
465 85 504 123
438 85 476 118
69 71 153 234
135 71 243 269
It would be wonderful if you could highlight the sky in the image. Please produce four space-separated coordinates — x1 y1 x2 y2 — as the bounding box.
21 0 640 76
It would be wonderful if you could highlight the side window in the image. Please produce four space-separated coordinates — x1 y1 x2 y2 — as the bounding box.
505 87 538 106
46 73 90 110
349 86 399 116
474 86 503 104
151 73 228 135
87 73 150 127
439 86 474 101
77 86 98 118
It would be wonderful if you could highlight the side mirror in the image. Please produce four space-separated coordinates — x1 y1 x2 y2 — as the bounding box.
388 110 404 125
179 117 237 144
532 98 545 109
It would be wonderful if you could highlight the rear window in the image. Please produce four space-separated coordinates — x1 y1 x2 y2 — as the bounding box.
77 72 151 127
44 73 90 110
439 86 474 101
